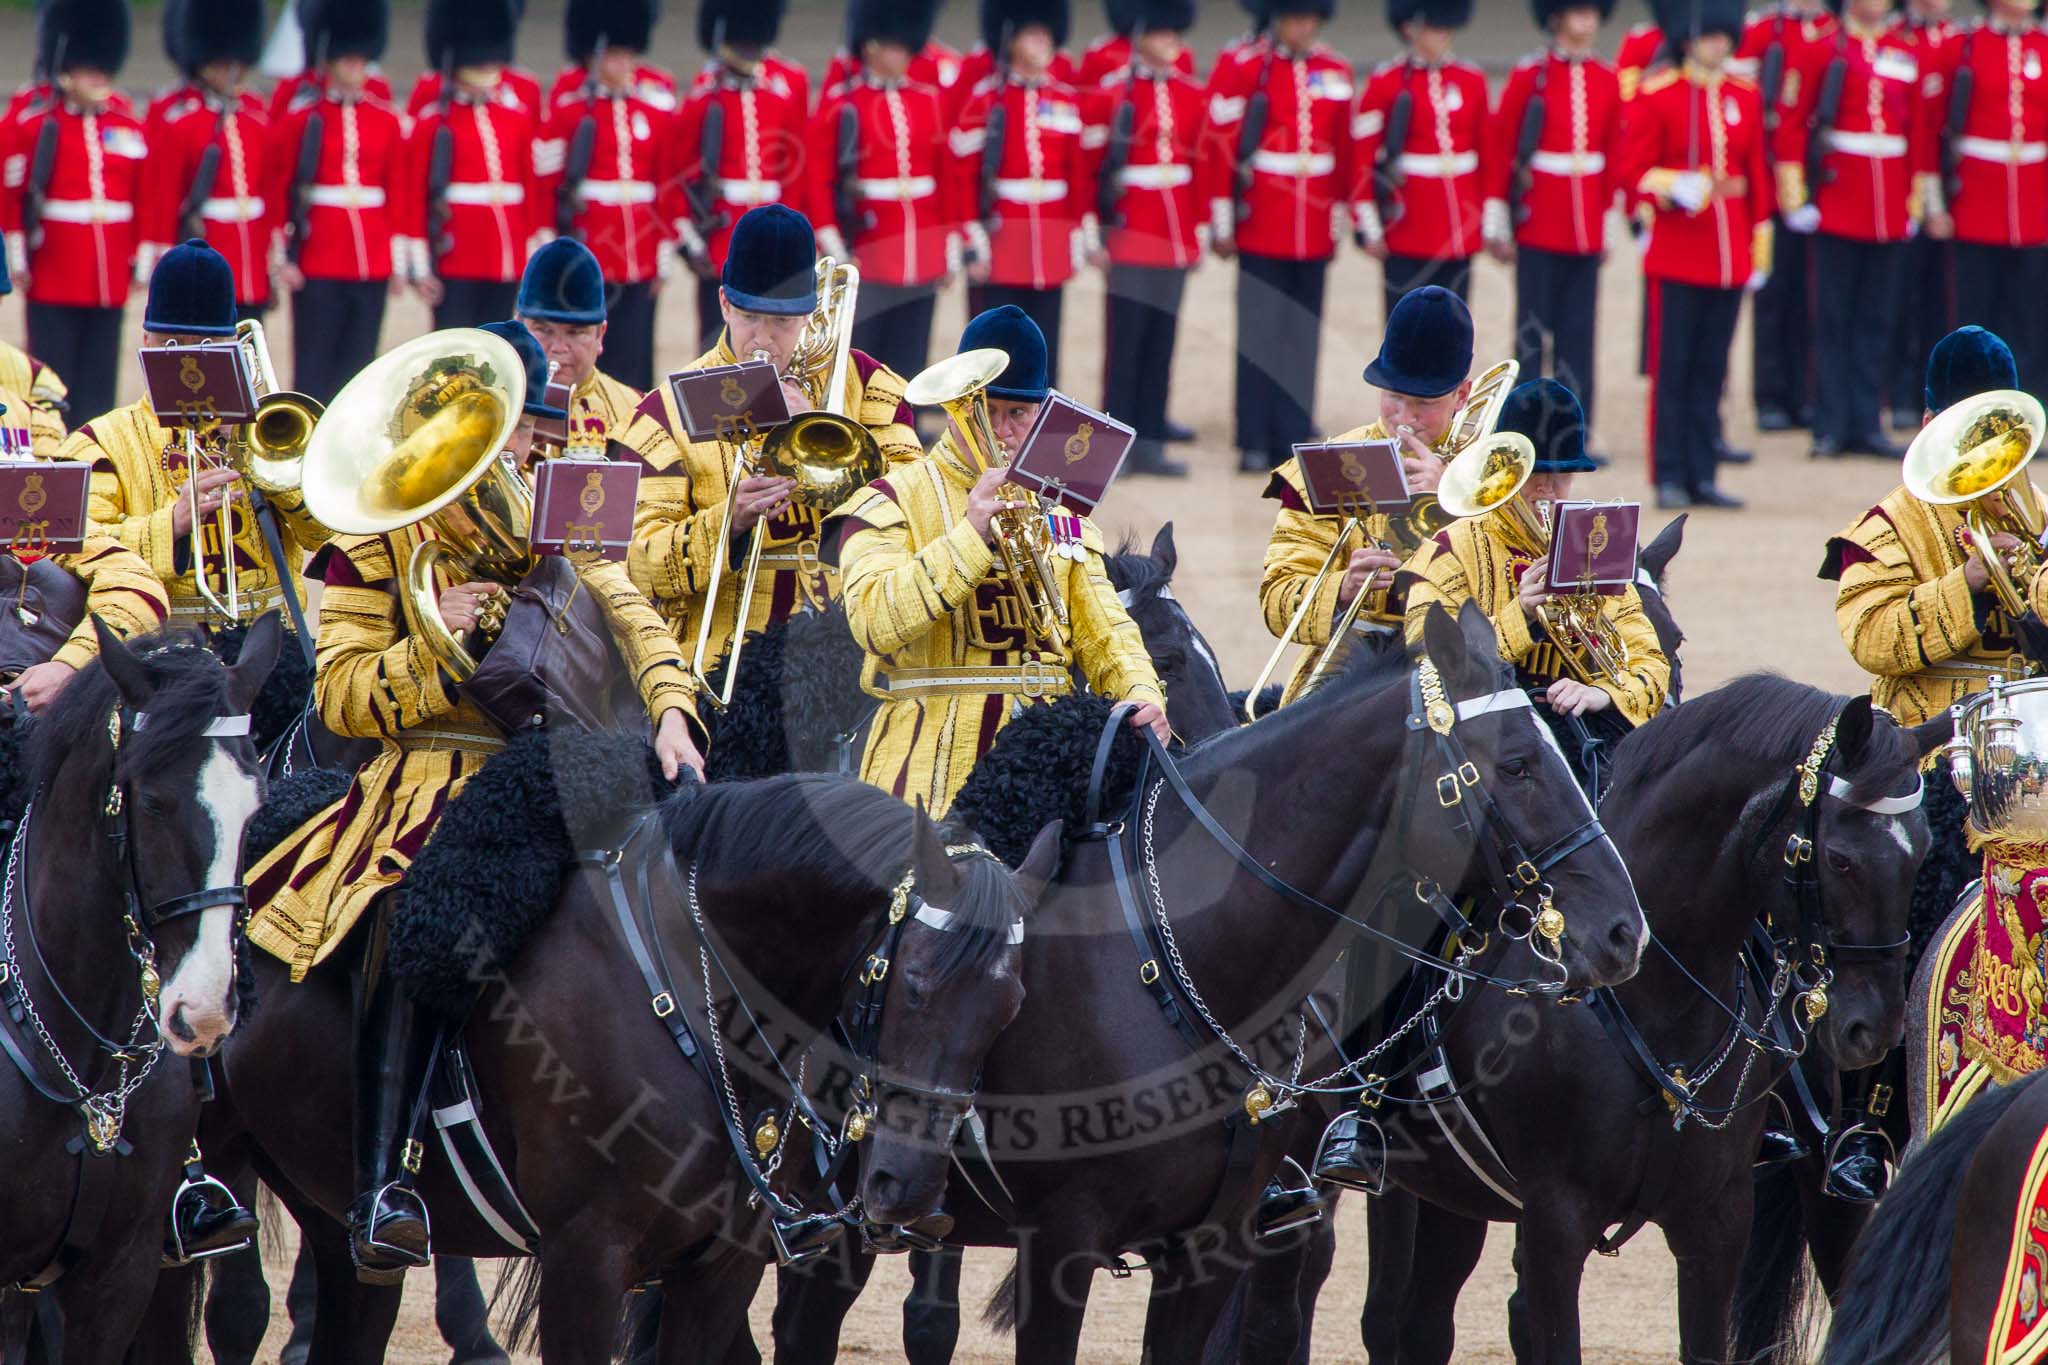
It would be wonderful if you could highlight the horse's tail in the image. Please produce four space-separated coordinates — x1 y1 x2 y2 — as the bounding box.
1822 1077 2032 1365
1200 1276 1250 1365
1731 1161 1816 1364
981 1257 1020 1335
257 1185 287 1264
489 1257 546 1355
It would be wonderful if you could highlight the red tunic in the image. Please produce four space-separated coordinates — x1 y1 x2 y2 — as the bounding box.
405 68 544 122
1925 21 2048 248
1484 51 1624 257
536 88 676 284
546 63 680 114
1731 6 1839 166
0 96 148 307
142 89 280 306
267 90 405 281
268 70 394 123
1092 64 1212 269
1623 66 1774 288
806 76 954 286
668 67 807 271
944 75 1099 289
821 42 965 101
1615 22 1668 104
685 54 810 118
1074 33 1197 88
1352 56 1489 260
945 48 1077 124
1777 22 1938 244
1200 39 1355 262
393 96 538 283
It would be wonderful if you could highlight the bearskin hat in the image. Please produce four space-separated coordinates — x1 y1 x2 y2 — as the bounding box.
567 0 655 60
848 0 940 50
1653 0 1743 41
1268 0 1335 19
305 0 388 61
1529 0 1616 25
425 0 518 69
37 0 129 74
171 0 264 74
1388 0 1471 29
160 0 187 72
696 0 784 52
980 0 1072 51
1120 0 1197 32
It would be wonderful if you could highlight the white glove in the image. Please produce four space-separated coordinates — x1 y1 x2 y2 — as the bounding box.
1783 203 1821 235
1670 171 1710 213
1481 197 1512 249
1745 269 1770 294
4 232 25 278
817 225 850 263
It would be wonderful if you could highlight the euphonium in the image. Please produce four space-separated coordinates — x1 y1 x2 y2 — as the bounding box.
299 327 528 681
903 347 1070 654
228 318 322 494
690 257 887 708
1243 360 1522 721
1902 388 2048 621
1436 430 1631 686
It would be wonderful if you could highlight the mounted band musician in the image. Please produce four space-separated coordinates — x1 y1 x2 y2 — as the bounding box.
243 318 702 1283
513 237 643 458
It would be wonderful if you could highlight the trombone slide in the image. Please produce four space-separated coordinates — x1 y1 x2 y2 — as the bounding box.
185 427 242 622
689 450 769 710
1243 516 1360 722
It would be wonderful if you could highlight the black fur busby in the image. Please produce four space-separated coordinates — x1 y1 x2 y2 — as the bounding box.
1653 0 1742 41
1130 0 1198 31
980 0 1072 52
1529 0 1616 24
305 0 388 62
37 0 131 75
849 0 940 49
171 0 264 73
425 0 518 70
1268 0 1335 18
566 0 655 61
1388 0 1472 28
950 692 1148 869
696 0 784 51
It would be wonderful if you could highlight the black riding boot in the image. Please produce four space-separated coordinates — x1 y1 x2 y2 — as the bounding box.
165 1059 258 1263
1312 1108 1386 1194
347 965 438 1283
1823 1067 1896 1204
1254 1157 1326 1238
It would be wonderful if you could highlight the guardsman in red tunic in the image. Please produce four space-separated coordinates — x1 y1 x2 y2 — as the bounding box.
268 5 394 125
1202 0 1351 473
396 0 540 330
1778 0 1938 459
1924 0 2048 394
808 0 957 380
1625 0 1772 510
270 0 403 405
405 64 544 122
142 0 280 322
1076 0 1200 85
1733 0 1836 432
1092 0 1204 476
948 14 1078 126
0 0 143 423
546 0 680 119
536 0 677 392
1888 0 1958 421
1484 0 1624 443
1354 0 1488 317
1616 6 1670 101
824 38 966 102
947 0 1098 390
671 0 809 349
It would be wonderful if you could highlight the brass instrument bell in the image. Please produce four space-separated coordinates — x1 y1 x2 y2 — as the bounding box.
1903 388 2048 621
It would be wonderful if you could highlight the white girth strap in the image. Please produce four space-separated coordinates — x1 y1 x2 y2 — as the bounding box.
914 902 1027 945
1826 772 1924 816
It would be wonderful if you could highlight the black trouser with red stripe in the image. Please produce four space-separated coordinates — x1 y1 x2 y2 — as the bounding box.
1812 232 1905 448
600 281 656 392
432 279 519 332
291 278 387 406
1380 253 1472 324
968 283 1065 390
1102 263 1188 442
1751 219 1812 422
1888 234 1951 420
1235 251 1327 469
851 280 941 381
1513 246 1601 434
25 301 123 424
1651 280 1741 495
1953 241 2048 397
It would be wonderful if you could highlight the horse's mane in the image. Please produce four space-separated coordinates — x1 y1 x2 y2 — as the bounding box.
31 627 229 798
1106 535 1171 602
658 773 1024 981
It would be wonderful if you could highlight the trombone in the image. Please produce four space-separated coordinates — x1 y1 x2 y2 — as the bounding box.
1242 360 1519 721
903 348 1070 654
689 258 885 708
1902 388 2048 620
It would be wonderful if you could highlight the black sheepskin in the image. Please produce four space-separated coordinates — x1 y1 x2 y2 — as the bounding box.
0 715 33 826
950 693 1150 868
704 603 874 780
386 727 680 1017
243 767 353 867
1908 756 1975 979
211 619 313 755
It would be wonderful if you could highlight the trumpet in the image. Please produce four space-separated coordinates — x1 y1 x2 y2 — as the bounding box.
903 348 1070 654
690 258 885 708
1903 388 2048 620
1241 361 1518 721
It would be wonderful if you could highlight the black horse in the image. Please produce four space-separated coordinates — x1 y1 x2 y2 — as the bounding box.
0 615 279 1363
768 602 1648 1364
1107 522 1239 745
1212 675 1944 1364
135 763 1062 1365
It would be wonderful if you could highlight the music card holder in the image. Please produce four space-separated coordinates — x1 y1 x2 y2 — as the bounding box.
138 343 257 429
668 360 791 444
1546 500 1641 596
1006 394 1136 514
0 460 91 559
1291 438 1412 518
531 459 640 561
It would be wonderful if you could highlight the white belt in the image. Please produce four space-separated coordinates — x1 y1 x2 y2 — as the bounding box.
577 179 657 206
1825 130 1907 160
39 198 133 224
1528 150 1606 176
719 178 783 205
307 185 387 209
993 178 1069 204
1957 136 2048 166
200 196 267 223
1396 151 1479 179
853 175 938 200
1251 149 1334 177
444 182 526 206
1117 163 1193 190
